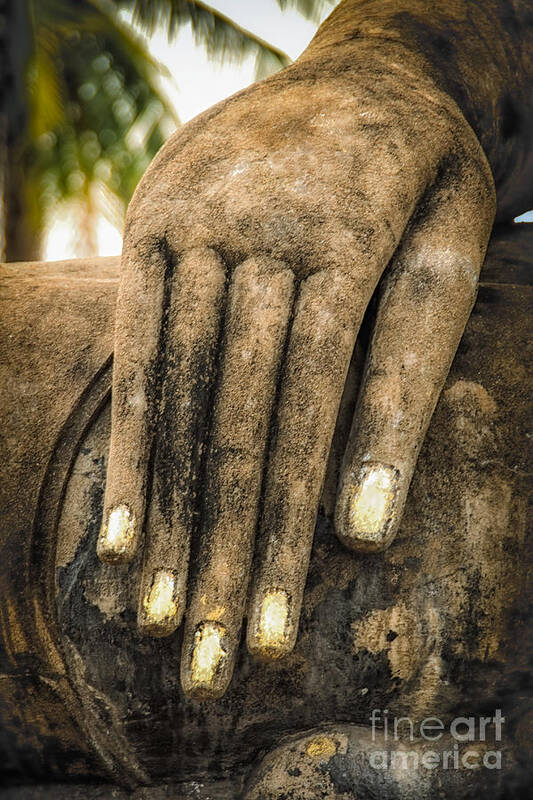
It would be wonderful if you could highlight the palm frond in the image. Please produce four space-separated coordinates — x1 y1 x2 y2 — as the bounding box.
109 0 291 77
275 0 334 25
26 0 178 236
27 30 66 137
30 0 99 28
254 46 288 81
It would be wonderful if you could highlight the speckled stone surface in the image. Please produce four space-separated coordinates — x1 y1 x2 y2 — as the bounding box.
1 0 533 793
0 225 531 797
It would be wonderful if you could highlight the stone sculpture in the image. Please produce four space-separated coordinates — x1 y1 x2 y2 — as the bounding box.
0 1 532 796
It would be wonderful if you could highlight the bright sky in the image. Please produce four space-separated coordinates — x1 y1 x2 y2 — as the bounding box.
45 0 334 260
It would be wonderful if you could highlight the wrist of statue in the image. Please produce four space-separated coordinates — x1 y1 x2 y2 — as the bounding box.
304 0 533 219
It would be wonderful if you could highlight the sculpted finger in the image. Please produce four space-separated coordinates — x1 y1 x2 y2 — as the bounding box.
247 269 371 661
137 248 226 636
97 236 170 564
335 154 496 552
180 256 295 699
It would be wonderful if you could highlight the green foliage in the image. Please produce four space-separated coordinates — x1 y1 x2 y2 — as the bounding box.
24 0 177 238
275 0 333 24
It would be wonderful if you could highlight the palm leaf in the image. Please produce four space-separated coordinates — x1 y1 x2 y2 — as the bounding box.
27 30 66 137
110 0 291 77
26 0 178 237
275 0 334 24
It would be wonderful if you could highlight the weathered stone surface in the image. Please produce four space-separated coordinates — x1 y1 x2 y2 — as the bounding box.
0 226 531 796
2 0 533 792
105 0 507 705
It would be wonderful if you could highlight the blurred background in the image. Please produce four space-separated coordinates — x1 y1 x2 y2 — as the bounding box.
2 0 531 264
1 0 338 263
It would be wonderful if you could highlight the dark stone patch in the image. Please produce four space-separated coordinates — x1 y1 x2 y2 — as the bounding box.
500 95 522 141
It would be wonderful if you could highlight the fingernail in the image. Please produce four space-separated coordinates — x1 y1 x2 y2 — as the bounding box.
97 504 136 563
140 570 179 636
190 622 227 691
255 589 290 658
348 463 398 544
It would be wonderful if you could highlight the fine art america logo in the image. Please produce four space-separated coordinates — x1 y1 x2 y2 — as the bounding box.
369 709 504 771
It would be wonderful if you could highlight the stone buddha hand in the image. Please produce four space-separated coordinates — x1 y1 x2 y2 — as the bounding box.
95 0 531 703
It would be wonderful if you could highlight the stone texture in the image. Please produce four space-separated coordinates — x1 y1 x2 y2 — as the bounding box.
2 1 533 793
0 226 531 796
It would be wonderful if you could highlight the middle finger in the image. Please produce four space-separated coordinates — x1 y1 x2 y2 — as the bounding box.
180 255 295 700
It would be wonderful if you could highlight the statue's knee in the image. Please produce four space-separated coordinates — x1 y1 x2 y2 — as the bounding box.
243 724 508 800
243 725 417 800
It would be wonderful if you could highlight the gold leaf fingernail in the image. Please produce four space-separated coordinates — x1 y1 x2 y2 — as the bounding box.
258 589 289 654
97 505 136 563
191 622 227 688
349 464 397 541
143 570 178 626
